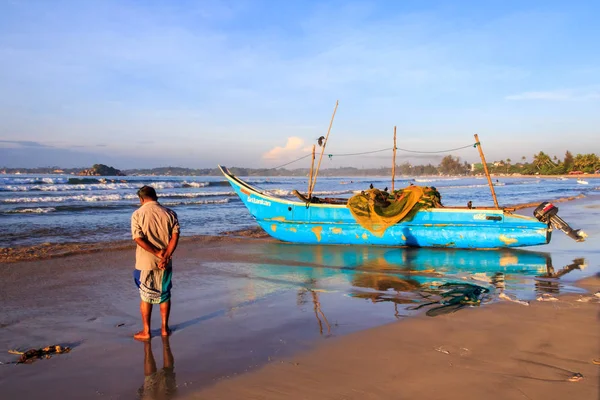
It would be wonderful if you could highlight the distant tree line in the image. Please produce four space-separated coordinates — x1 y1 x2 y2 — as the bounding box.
476 151 600 175
2 151 599 176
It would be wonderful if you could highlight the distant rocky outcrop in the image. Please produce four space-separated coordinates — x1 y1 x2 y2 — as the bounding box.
78 164 125 176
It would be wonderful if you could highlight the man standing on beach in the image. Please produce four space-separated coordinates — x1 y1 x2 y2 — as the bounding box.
131 185 180 341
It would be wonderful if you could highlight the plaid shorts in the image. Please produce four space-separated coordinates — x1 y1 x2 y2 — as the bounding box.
133 269 173 304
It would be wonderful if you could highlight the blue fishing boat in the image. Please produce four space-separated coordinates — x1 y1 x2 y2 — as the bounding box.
219 165 584 249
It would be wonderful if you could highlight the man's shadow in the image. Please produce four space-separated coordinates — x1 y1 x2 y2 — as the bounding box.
137 336 177 399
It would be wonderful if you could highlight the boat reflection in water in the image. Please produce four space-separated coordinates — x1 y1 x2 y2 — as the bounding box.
249 244 585 331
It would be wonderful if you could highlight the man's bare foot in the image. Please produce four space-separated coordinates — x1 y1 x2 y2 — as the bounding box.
161 328 172 337
134 331 151 341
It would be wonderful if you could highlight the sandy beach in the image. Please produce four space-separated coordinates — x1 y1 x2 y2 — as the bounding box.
1 196 599 400
190 281 600 400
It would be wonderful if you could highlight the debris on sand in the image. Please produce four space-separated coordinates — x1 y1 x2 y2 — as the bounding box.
8 345 71 364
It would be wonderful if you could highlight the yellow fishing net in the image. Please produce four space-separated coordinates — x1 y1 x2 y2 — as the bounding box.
347 185 442 236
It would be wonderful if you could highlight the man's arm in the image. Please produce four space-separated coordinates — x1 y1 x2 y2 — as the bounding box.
134 237 165 258
157 232 179 270
163 232 179 260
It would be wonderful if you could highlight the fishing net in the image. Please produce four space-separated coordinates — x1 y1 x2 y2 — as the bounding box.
347 185 442 236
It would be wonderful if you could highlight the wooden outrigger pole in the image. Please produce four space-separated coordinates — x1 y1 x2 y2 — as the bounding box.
391 126 397 192
474 134 500 209
309 100 339 198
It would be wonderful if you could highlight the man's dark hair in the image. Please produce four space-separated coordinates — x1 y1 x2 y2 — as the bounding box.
137 185 158 200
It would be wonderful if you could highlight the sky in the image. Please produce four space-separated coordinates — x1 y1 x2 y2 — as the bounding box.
0 0 599 169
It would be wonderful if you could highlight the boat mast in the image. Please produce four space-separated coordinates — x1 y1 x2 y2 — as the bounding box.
309 100 339 196
474 134 500 209
308 145 316 196
391 126 397 192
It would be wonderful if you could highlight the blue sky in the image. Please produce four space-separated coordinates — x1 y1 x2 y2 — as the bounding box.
0 0 598 169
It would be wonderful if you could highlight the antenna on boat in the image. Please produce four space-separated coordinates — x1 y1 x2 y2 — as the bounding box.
308 145 316 196
391 126 397 192
309 100 339 197
474 134 500 209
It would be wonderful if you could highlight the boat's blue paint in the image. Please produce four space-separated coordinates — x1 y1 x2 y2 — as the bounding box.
219 166 551 249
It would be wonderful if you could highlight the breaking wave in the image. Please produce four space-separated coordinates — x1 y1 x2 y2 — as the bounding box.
0 180 229 192
6 207 57 214
2 191 236 203
2 198 230 214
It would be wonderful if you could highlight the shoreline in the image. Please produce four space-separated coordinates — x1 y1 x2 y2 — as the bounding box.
0 228 273 264
0 193 590 264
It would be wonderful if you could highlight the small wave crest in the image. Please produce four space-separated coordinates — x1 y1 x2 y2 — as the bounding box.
0 177 68 185
246 179 286 185
2 190 236 204
0 182 137 192
182 181 209 188
0 179 227 192
162 198 230 206
313 189 355 196
2 194 132 203
265 189 355 197
165 191 236 199
6 207 57 214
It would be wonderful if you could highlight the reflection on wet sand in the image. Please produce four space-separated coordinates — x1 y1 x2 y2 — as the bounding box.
296 278 332 336
251 245 586 322
138 337 176 400
535 258 586 294
201 245 588 340
349 274 420 319
409 283 490 317
345 255 584 317
257 244 557 276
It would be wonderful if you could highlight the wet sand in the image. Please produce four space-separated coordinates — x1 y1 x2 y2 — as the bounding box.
0 227 272 264
1 196 599 399
190 281 600 400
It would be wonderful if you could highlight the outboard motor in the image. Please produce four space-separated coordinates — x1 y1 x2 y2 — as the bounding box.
534 202 586 242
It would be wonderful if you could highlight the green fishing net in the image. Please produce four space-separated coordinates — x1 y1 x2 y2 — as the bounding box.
347 185 442 236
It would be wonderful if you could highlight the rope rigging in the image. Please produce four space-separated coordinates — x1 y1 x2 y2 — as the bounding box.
272 142 477 169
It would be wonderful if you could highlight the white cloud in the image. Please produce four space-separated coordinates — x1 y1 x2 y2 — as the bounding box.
505 89 600 101
262 136 308 160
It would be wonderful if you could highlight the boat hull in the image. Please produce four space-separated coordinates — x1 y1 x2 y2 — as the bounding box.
219 166 550 249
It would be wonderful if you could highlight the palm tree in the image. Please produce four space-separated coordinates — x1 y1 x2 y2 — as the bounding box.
506 158 511 173
533 152 551 171
573 153 600 172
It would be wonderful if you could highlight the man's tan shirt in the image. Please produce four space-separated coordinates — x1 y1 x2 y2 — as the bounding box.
131 201 180 270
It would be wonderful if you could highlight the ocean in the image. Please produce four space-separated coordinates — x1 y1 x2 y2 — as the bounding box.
1 173 598 248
